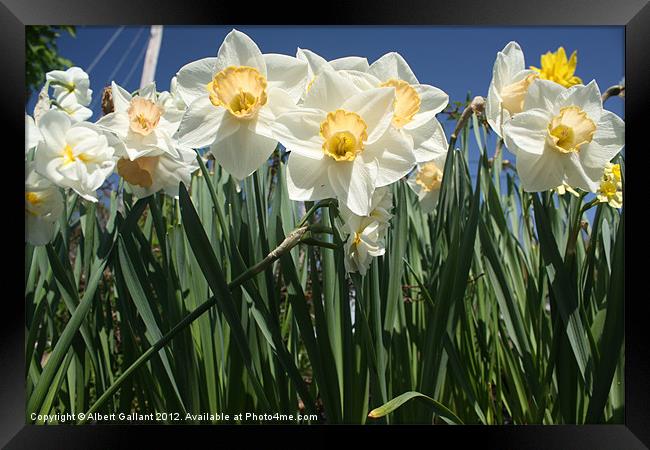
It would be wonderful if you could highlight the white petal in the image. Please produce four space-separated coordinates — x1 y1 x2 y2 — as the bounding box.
362 127 416 187
273 108 326 156
486 81 506 138
138 82 157 100
419 189 440 213
286 151 334 201
564 153 602 192
296 48 330 77
303 70 359 112
46 70 69 84
524 79 566 111
328 159 377 216
339 70 381 91
500 42 525 78
215 29 266 77
26 114 42 153
492 41 525 91
341 87 394 143
111 82 133 113
580 110 625 168
96 111 130 137
405 84 449 129
26 215 57 246
503 109 552 156
369 52 418 85
556 80 602 123
210 125 276 179
176 96 230 149
176 57 217 106
407 118 448 162
38 110 70 149
263 87 300 119
330 56 369 72
515 150 565 192
264 54 308 103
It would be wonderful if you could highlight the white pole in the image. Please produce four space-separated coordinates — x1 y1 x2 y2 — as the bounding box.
140 25 164 89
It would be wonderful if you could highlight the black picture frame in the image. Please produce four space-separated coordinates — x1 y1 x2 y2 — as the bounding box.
4 0 648 447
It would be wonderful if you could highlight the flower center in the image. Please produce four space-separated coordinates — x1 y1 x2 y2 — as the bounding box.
415 162 443 192
62 144 91 165
352 232 362 245
117 156 160 188
128 97 162 136
207 66 268 119
547 106 596 154
379 79 420 128
320 110 368 162
500 73 538 116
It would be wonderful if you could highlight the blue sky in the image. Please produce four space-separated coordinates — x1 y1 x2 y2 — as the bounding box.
27 26 624 183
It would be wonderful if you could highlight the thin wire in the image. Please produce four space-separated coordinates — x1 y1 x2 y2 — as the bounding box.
121 37 149 89
86 26 125 75
106 27 146 85
89 27 146 112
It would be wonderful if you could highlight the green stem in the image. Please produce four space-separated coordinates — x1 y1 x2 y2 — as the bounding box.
297 198 338 227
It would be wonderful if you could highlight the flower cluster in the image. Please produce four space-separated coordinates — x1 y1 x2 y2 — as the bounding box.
597 163 623 208
25 31 625 276
487 42 625 198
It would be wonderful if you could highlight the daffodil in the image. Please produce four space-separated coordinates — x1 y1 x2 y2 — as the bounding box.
486 42 539 139
46 67 93 107
367 52 449 163
272 70 416 216
530 47 582 88
407 150 448 213
97 82 182 161
341 187 393 276
116 146 199 199
25 163 64 246
34 110 117 202
503 80 625 192
25 114 42 154
175 29 308 180
296 48 369 100
597 162 623 208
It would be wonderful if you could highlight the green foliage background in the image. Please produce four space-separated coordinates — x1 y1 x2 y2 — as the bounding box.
25 26 76 100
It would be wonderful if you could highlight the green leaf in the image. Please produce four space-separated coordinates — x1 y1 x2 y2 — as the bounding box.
368 391 463 424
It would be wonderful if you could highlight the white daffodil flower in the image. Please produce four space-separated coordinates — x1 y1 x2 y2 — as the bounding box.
272 70 416 216
26 114 43 154
503 80 625 192
46 67 92 107
367 52 449 163
174 29 308 180
25 163 64 246
407 150 448 213
34 110 117 202
486 42 539 139
97 81 182 161
341 187 393 276
116 146 199 199
296 48 369 99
